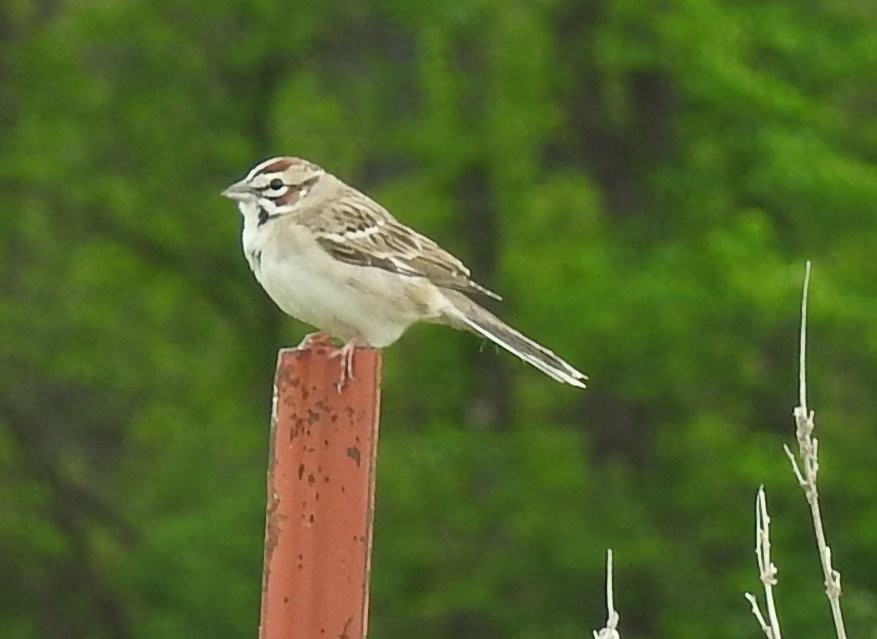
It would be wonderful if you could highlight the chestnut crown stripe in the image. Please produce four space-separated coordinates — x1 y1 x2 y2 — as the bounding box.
259 158 296 174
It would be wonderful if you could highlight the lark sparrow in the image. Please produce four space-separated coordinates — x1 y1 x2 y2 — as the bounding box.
222 157 587 388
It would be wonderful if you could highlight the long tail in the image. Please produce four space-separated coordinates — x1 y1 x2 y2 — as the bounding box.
441 291 588 388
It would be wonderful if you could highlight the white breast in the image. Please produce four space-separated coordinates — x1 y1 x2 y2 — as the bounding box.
241 212 446 347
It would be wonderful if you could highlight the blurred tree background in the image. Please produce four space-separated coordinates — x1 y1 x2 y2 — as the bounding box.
1 0 876 637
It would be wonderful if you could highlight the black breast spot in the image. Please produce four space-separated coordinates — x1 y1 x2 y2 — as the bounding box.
250 250 262 270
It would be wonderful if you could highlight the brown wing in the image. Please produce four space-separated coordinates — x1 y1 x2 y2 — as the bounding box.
307 189 501 301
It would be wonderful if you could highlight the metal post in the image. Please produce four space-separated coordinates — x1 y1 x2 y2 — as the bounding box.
259 345 382 639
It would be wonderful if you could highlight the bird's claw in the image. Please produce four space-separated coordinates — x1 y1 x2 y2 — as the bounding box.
329 339 360 392
297 331 335 350
296 332 361 392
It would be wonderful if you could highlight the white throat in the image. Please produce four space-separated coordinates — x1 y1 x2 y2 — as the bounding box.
239 200 270 274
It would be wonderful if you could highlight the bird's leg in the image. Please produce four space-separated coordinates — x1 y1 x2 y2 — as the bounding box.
296 331 335 350
329 336 364 391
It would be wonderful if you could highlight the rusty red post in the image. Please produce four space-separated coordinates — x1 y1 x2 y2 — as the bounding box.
259 345 382 639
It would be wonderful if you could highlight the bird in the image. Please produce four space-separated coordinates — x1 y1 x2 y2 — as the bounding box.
221 156 587 389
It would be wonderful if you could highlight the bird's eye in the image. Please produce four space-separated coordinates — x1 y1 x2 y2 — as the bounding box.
269 178 284 190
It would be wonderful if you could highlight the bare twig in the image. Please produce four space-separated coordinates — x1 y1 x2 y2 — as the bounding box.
744 487 783 639
783 261 847 639
798 260 811 412
593 549 620 639
745 593 772 638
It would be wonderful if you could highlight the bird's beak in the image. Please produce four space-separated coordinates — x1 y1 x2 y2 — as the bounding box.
221 179 251 202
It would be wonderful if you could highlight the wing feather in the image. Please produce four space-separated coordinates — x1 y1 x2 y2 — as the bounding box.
306 189 502 301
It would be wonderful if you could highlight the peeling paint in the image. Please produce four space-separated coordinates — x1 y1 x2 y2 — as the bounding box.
259 347 382 639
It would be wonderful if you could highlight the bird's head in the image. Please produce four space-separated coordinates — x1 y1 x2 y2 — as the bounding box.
221 156 325 220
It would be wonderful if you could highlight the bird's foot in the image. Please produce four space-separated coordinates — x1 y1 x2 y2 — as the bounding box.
329 337 364 392
297 331 335 350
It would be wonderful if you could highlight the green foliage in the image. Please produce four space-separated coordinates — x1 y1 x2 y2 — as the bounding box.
1 0 875 637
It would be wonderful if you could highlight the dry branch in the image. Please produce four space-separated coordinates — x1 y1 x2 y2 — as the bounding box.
593 549 620 639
